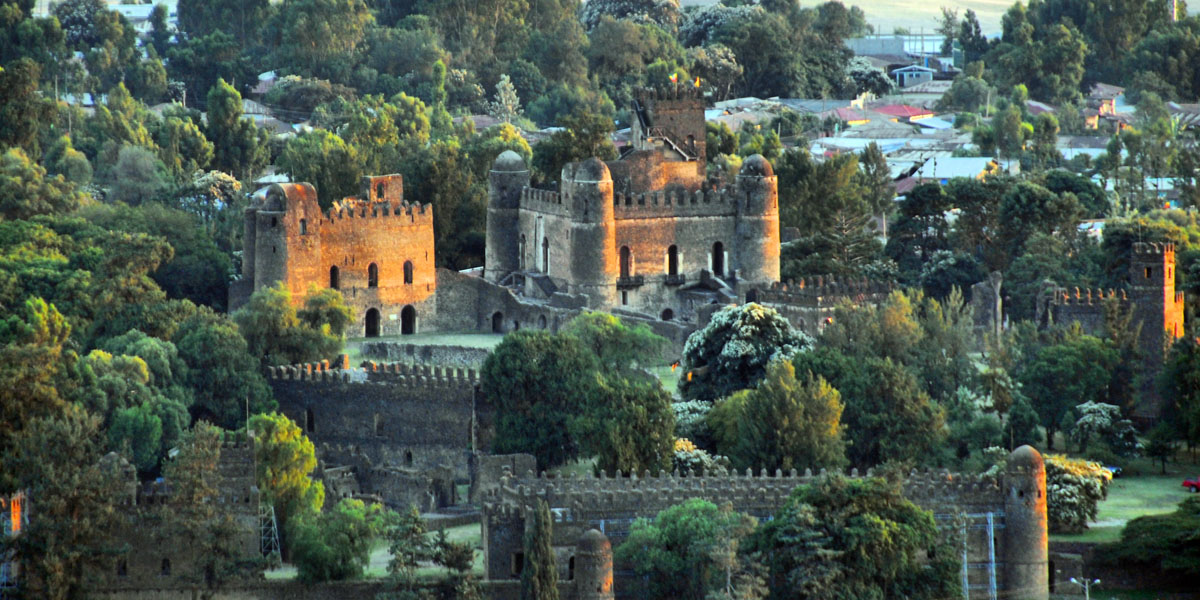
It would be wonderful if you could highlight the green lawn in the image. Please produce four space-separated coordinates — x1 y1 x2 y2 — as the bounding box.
1051 456 1195 544
344 332 505 364
265 522 484 581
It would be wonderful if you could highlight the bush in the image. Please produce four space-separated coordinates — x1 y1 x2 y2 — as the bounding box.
1093 497 1200 578
1045 454 1109 534
289 498 387 582
671 438 729 475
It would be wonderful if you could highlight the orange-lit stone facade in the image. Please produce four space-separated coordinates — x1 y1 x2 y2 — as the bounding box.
232 175 436 337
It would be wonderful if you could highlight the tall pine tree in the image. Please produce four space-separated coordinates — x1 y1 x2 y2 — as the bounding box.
521 499 559 600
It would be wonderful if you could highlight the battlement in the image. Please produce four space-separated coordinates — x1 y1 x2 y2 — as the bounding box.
1049 287 1129 306
1133 241 1175 256
485 465 1007 518
612 187 738 219
751 276 893 308
636 86 704 104
519 187 567 215
322 198 433 227
267 360 479 390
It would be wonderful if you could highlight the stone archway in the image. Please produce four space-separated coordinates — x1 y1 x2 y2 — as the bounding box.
365 308 381 337
400 305 416 335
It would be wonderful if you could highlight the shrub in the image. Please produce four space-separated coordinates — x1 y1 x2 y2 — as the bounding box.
1045 454 1109 534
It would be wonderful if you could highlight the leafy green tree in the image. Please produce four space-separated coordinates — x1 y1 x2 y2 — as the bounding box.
679 303 809 403
999 180 1080 258
0 297 74 470
249 412 325 536
1019 333 1118 449
108 145 168 205
958 10 990 64
1160 336 1200 448
384 505 434 588
205 78 268 181
232 282 345 366
277 129 362 207
792 347 945 468
462 123 532 181
1 407 124 599
0 147 84 221
1044 454 1109 533
166 30 254 106
531 109 618 181
0 58 55 154
44 135 93 185
575 375 675 475
559 311 667 373
750 475 959 600
481 330 599 469
174 308 274 428
289 498 387 582
270 0 373 81
177 0 270 47
152 111 213 183
885 183 952 281
708 360 846 473
615 498 758 600
521 499 559 600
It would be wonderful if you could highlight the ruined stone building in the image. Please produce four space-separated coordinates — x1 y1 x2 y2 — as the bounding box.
483 446 1051 600
91 436 260 592
1039 241 1185 419
230 174 436 338
485 88 780 323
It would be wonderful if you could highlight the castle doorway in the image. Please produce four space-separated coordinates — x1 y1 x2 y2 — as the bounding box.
365 308 381 337
620 246 632 278
667 245 679 276
400 305 416 335
711 242 725 277
661 308 674 321
492 311 504 333
330 265 340 289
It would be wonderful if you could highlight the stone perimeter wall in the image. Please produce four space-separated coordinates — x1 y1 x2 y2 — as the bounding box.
483 447 1049 600
359 341 493 368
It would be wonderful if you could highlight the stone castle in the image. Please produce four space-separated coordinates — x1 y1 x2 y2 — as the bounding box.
229 174 436 337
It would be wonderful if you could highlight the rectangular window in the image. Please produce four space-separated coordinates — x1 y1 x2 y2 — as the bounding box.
511 552 524 578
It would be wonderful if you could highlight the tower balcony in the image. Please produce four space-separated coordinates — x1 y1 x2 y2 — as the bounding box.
616 275 645 289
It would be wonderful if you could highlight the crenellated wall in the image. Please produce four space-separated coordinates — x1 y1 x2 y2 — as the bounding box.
231 175 437 338
267 361 488 481
744 276 894 336
483 446 1050 600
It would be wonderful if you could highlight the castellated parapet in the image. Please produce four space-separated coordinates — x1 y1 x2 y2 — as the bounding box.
745 276 895 336
1042 241 1184 420
267 360 490 484
483 446 1049 600
230 174 437 338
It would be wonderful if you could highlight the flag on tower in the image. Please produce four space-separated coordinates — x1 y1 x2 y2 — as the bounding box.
669 72 678 83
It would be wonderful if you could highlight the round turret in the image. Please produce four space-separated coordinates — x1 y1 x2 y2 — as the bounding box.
1003 445 1049 600
562 158 617 306
740 154 774 177
734 154 780 285
575 529 614 600
486 151 531 282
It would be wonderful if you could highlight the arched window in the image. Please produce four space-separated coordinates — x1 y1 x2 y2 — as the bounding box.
542 237 549 273
661 308 674 321
519 234 527 270
404 450 414 467
667 245 679 276
401 305 416 335
299 218 307 235
711 242 725 277
329 266 340 289
403 260 413 285
376 182 385 199
538 315 547 329
368 263 379 287
117 560 128 577
365 308 381 338
305 408 314 433
374 413 383 437
492 312 504 333
620 246 632 278
160 558 171 577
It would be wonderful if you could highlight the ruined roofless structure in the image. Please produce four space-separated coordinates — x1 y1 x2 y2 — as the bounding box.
483 446 1050 600
1045 241 1185 419
229 174 436 338
484 87 781 323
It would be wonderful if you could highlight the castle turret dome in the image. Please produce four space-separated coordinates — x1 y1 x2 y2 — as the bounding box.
1007 445 1044 471
492 150 527 172
578 528 610 551
575 157 612 182
740 154 774 177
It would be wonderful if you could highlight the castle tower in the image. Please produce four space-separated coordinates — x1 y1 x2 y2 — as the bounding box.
486 151 530 283
632 87 707 175
565 158 618 307
734 154 781 285
252 183 318 289
1129 242 1185 418
575 528 614 600
1003 445 1048 600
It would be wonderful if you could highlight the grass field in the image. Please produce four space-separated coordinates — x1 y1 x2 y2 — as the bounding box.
1051 456 1197 544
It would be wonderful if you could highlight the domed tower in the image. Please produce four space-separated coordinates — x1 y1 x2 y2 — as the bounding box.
565 158 618 307
1003 445 1049 600
575 529 614 600
734 154 781 286
486 150 530 283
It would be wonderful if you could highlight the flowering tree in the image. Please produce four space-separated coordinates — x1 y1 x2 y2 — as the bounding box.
678 303 810 402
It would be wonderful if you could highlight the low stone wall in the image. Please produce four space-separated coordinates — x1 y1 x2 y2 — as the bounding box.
88 579 577 600
360 341 492 367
